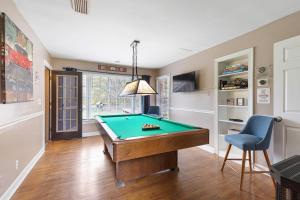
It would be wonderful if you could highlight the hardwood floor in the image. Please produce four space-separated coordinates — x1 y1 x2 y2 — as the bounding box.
12 136 275 200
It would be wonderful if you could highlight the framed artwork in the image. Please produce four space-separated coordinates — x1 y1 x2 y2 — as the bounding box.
257 88 271 104
0 13 33 103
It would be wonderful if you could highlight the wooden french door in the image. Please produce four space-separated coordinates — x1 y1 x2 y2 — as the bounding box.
51 71 82 140
273 35 300 162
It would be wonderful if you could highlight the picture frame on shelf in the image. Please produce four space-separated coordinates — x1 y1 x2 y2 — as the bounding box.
236 98 245 106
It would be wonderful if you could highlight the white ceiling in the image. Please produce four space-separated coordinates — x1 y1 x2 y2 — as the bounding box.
14 0 300 68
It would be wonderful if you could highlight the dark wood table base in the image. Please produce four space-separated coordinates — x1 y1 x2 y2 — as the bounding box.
104 145 179 186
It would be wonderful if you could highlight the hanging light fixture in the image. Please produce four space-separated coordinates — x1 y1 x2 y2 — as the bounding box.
120 40 157 96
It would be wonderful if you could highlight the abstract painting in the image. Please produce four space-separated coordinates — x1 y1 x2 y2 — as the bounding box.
0 13 33 103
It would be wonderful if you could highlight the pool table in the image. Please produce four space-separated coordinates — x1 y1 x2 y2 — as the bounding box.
96 114 209 186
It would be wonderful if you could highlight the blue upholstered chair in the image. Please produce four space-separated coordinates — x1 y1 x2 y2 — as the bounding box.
221 115 276 190
147 106 160 116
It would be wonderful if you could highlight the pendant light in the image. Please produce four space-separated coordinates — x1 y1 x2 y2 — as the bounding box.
120 40 157 96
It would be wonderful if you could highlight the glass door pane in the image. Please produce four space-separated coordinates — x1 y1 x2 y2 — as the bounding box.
56 75 78 132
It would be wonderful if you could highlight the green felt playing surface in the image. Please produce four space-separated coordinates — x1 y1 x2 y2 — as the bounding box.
98 114 200 139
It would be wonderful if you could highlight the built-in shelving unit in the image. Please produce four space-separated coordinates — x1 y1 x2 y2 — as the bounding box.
214 48 254 157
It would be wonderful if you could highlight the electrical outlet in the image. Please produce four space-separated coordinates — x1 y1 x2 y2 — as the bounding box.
16 160 19 170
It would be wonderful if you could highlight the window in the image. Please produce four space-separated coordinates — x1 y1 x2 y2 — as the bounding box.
82 72 141 120
156 75 170 118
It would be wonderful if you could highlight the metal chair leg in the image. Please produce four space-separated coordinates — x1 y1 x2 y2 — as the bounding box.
240 150 247 190
221 144 232 171
263 150 276 187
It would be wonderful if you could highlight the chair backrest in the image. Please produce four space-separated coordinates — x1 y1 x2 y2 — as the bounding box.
147 106 160 115
242 115 274 149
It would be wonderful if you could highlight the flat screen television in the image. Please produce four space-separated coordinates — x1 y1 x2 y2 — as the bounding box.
173 71 197 92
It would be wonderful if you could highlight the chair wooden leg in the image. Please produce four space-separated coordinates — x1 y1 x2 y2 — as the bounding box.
221 144 232 171
248 150 252 174
263 150 276 187
240 150 247 190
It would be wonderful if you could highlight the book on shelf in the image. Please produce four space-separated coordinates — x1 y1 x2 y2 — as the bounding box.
220 86 248 90
228 118 244 122
222 69 248 75
222 64 248 75
219 78 248 90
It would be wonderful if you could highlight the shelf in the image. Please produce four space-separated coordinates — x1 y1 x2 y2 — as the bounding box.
218 105 248 108
218 71 248 78
219 119 246 125
218 88 248 92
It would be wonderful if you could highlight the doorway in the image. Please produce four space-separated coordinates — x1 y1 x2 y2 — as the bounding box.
51 70 82 140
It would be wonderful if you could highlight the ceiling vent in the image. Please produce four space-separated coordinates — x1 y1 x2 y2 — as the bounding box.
71 0 88 14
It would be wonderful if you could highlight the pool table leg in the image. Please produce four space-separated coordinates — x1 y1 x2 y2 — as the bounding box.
103 144 108 154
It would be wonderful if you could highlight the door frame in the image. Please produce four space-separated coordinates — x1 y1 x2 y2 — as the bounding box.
51 70 82 140
43 60 52 145
44 67 51 142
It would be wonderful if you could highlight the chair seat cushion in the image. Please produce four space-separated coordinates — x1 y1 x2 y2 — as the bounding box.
225 134 262 150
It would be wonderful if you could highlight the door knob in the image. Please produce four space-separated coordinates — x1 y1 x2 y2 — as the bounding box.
274 116 282 122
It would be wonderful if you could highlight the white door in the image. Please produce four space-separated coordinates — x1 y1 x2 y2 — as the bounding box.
274 35 300 162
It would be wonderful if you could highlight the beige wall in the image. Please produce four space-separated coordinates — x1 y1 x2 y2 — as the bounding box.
159 11 300 163
0 0 50 198
51 58 158 133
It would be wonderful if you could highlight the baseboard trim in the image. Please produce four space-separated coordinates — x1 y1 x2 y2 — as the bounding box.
198 145 216 154
0 147 45 200
82 131 100 137
253 163 269 171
